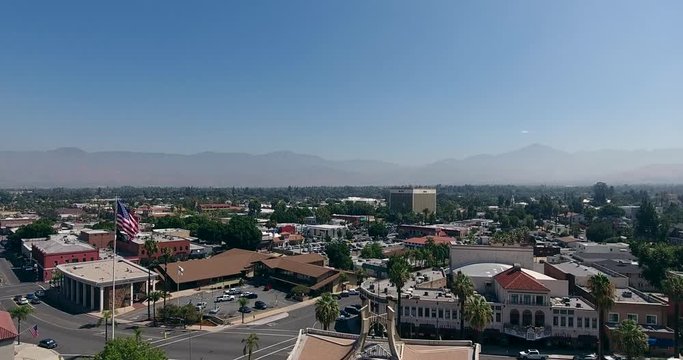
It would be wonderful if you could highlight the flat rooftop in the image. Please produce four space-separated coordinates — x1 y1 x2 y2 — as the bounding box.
130 232 189 244
58 258 153 286
361 269 451 302
613 288 659 304
549 261 609 277
551 296 595 311
81 229 110 235
30 235 96 254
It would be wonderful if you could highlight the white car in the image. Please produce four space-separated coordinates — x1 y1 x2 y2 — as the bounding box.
348 288 359 296
16 297 29 305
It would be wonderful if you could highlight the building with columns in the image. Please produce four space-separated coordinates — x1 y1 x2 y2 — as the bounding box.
56 258 156 312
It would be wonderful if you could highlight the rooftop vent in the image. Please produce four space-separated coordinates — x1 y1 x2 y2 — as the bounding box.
576 303 582 308
623 291 632 298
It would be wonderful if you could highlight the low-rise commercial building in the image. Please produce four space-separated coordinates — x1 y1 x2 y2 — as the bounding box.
25 234 100 281
79 229 115 249
305 224 347 239
116 232 191 261
255 254 342 295
56 258 155 311
403 236 454 249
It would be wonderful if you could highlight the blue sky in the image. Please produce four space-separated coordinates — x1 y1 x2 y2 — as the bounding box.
1 1 682 164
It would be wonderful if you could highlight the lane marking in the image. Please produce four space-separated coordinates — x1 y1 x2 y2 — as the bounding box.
253 344 294 360
232 337 297 360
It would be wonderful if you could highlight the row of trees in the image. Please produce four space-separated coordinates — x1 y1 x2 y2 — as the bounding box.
153 215 261 250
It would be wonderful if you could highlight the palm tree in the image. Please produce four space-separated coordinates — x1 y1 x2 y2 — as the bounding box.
388 256 411 335
614 319 648 360
464 294 493 342
143 238 159 321
9 305 33 344
242 333 260 360
96 309 116 343
159 248 173 320
339 273 348 291
452 271 474 339
589 274 615 360
148 291 162 326
315 293 340 331
663 273 683 354
238 297 250 324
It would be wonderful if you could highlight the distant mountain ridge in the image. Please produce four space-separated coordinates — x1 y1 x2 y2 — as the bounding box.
0 145 682 187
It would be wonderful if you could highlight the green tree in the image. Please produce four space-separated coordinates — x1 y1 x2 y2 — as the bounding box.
314 293 340 331
238 297 250 324
663 273 683 353
598 204 626 219
148 291 162 327
96 309 117 343
247 199 261 218
315 206 332 224
586 220 616 243
325 241 353 270
451 271 475 339
388 256 411 334
226 216 262 250
589 274 616 360
614 319 648 360
360 242 383 259
91 221 115 231
9 305 33 345
368 222 389 239
464 294 493 342
94 333 168 360
242 333 260 360
635 199 660 240
593 182 611 206
143 239 159 321
8 219 55 248
633 242 676 289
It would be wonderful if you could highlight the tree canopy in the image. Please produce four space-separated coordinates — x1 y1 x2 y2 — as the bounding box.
94 334 168 360
360 242 383 259
325 241 353 270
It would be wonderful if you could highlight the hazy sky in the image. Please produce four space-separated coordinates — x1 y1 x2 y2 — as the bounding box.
1 1 682 164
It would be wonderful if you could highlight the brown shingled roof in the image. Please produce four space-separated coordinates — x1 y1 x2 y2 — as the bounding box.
166 248 274 284
287 253 325 264
259 258 337 279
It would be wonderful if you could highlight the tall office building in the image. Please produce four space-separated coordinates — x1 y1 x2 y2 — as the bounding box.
389 188 437 214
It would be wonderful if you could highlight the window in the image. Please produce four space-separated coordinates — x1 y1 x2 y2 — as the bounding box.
560 317 566 327
438 309 443 319
418 308 423 317
592 318 598 328
496 313 501 323
646 315 657 325
577 317 583 327
445 310 451 319
173 247 177 251
568 310 574 315
510 294 519 304
608 313 619 323
627 314 638 322
560 309 567 315
523 294 531 305
553 309 559 314
536 296 544 305
404 307 410 317
585 318 590 328
568 317 574 327
431 309 437 318
411 307 416 317
553 316 558 326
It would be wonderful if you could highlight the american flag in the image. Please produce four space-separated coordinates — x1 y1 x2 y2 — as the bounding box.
29 324 38 338
116 200 139 240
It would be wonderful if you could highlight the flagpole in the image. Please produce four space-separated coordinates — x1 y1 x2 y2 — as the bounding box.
112 197 117 340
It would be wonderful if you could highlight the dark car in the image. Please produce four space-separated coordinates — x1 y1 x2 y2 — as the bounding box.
30 298 41 304
244 293 258 299
254 301 267 310
26 293 36 300
34 290 45 297
38 339 57 349
339 309 350 317
13 295 23 302
344 306 360 315
238 306 252 313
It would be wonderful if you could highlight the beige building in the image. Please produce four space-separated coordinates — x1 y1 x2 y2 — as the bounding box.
56 258 156 311
288 297 480 360
389 188 436 214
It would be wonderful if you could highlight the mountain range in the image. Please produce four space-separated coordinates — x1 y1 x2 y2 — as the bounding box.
0 145 682 187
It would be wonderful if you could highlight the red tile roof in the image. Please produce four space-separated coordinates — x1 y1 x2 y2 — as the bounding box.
494 267 549 292
0 311 18 341
403 236 454 246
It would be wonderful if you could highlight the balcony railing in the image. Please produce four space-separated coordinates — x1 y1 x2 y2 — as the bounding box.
503 324 552 341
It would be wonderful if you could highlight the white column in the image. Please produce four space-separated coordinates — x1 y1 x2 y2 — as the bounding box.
145 279 149 294
130 283 134 307
99 287 104 312
91 285 95 310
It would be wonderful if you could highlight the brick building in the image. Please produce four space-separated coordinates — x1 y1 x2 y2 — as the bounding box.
116 232 191 261
27 234 100 281
79 229 115 249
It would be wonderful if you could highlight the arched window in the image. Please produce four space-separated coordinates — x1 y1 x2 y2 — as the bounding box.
522 310 533 326
535 310 545 327
510 309 520 325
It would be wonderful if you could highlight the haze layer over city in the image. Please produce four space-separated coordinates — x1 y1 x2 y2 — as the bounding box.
1 1 682 360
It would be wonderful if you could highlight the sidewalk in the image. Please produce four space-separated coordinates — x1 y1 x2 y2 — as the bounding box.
14 343 62 360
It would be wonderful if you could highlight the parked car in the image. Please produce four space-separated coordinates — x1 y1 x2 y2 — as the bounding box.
26 293 36 300
254 301 267 310
215 294 235 302
196 301 207 309
348 288 359 296
241 292 258 299
225 288 241 295
13 295 23 302
208 307 220 315
38 339 57 349
15 297 29 305
573 354 598 360
30 298 41 304
340 290 349 297
34 290 45 297
238 306 252 313
344 306 360 315
339 310 350 317
518 350 546 360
